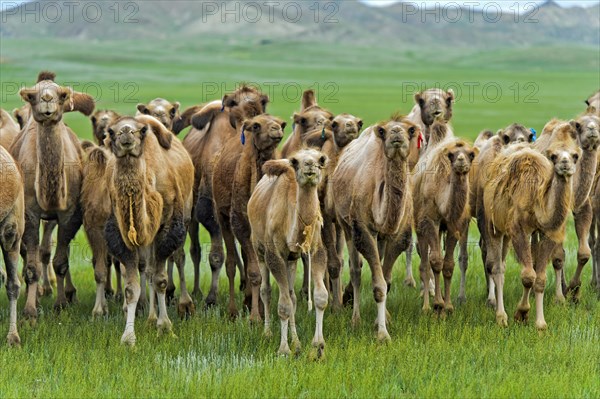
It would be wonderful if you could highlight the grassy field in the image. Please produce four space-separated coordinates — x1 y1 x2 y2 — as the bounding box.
1 38 600 398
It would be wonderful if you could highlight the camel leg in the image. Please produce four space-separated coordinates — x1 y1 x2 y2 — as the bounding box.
188 220 203 299
104 255 114 298
458 223 469 304
592 214 600 290
567 203 593 301
196 195 224 308
404 236 416 287
323 217 342 311
39 220 56 297
166 257 176 305
91 237 109 318
512 226 535 323
147 272 157 325
301 256 309 299
137 262 148 314
173 247 194 319
152 258 172 335
52 208 82 311
418 218 441 311
383 227 412 294
265 248 292 355
64 269 77 303
533 236 554 330
311 246 328 358
220 216 239 318
550 245 566 304
22 214 41 321
416 232 431 313
443 233 458 313
346 230 362 326
3 232 22 346
486 233 507 327
112 258 123 300
352 221 390 341
287 260 301 355
259 259 272 337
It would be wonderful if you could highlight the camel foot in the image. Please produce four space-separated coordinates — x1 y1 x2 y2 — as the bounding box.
136 299 148 315
514 308 529 323
191 288 203 301
403 276 416 288
291 338 302 356
7 333 21 348
249 311 262 324
278 344 291 357
53 297 68 313
121 331 136 346
422 304 432 314
486 297 497 309
23 305 38 321
433 301 444 313
65 289 77 304
204 293 217 308
157 319 173 336
567 284 582 303
177 300 196 320
309 342 325 361
115 291 123 302
554 295 566 305
228 306 239 320
92 305 108 319
457 295 466 305
146 314 158 327
535 320 548 331
444 303 454 313
263 327 273 339
351 313 361 328
377 330 391 343
496 312 508 327
104 287 115 299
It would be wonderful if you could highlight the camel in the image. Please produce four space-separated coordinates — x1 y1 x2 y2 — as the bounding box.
177 85 268 305
280 89 334 158
483 121 581 329
458 124 534 305
412 122 476 312
104 115 194 345
212 113 285 319
332 115 416 341
137 98 180 132
0 146 24 346
536 114 600 302
11 73 95 320
0 108 20 150
248 149 328 356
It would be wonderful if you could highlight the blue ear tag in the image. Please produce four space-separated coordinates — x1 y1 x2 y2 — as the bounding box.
321 127 326 140
241 126 246 145
221 102 225 112
292 122 295 131
530 128 537 142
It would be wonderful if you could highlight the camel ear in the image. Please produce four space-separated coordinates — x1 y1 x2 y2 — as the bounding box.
290 157 299 170
586 100 590 106
357 120 364 130
331 120 339 132
318 154 328 168
569 119 582 138
446 89 455 104
137 104 150 115
58 87 72 104
222 94 237 109
293 113 306 127
414 92 424 107
260 94 269 111
20 88 37 104
278 120 287 131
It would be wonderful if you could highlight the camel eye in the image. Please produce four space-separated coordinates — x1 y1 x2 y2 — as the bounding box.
332 121 338 130
503 135 510 145
140 126 148 138
253 122 261 131
572 153 579 163
108 128 115 138
550 154 558 163
170 108 176 117
448 152 455 162
469 152 475 161
378 127 385 137
408 127 415 137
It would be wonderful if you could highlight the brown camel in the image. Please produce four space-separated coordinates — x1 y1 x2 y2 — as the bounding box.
280 89 334 158
0 146 24 346
137 98 180 132
536 115 600 302
212 113 285 319
177 85 268 305
458 124 534 305
11 73 94 320
407 88 455 155
104 115 194 345
483 122 581 329
412 123 476 313
332 115 416 341
248 149 328 356
0 108 20 150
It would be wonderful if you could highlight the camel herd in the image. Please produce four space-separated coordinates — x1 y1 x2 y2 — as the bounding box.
0 71 599 357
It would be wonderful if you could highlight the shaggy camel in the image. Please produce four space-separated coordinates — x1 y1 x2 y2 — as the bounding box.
483 122 581 329
248 149 328 356
0 146 24 346
137 98 180 132
332 116 417 341
176 86 268 305
412 123 476 312
458 124 534 305
0 108 20 150
11 74 94 320
104 115 194 345
536 114 600 302
280 89 334 158
212 113 285 319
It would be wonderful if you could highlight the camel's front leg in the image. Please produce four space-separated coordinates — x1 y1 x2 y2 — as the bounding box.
266 249 292 356
311 246 328 359
567 202 593 300
4 240 22 346
511 226 535 323
532 236 555 330
442 233 459 312
39 220 56 297
122 263 141 345
259 260 272 337
286 260 301 355
173 247 194 319
22 214 41 321
457 223 469 304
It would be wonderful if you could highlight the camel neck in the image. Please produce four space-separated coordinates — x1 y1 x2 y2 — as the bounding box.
539 174 571 231
36 122 67 210
573 148 597 209
290 183 321 253
374 156 408 234
446 172 469 225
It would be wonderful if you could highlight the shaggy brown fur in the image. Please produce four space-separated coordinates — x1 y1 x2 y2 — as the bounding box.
137 98 180 132
458 123 533 305
0 146 24 346
12 75 93 319
280 90 334 158
332 117 416 341
413 131 476 313
212 113 285 320
483 126 581 330
105 115 194 345
91 110 121 145
248 149 328 357
181 85 269 304
0 108 20 150
537 116 600 301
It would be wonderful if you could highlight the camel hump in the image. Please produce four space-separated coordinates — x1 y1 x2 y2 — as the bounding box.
172 104 204 134
191 101 222 131
263 159 292 177
301 89 317 110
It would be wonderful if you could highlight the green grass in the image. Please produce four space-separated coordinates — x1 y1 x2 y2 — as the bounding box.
1 38 600 398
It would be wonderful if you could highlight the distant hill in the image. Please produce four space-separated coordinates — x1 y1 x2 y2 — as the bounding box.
0 0 598 49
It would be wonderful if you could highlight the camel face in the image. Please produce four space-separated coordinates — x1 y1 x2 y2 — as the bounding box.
377 120 415 160
137 98 179 130
91 110 121 145
108 118 146 158
414 88 454 126
332 114 363 148
223 86 269 118
447 143 476 175
20 82 71 124
501 123 533 144
546 144 580 177
243 114 286 151
293 106 334 135
574 115 600 150
290 149 327 187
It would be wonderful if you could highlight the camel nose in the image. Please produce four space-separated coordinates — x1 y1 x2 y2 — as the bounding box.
517 137 525 143
41 93 53 102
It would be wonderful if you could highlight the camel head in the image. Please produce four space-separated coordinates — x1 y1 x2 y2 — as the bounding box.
332 113 363 148
91 110 121 145
498 123 534 145
375 118 417 160
545 140 581 178
13 105 30 130
137 98 180 131
445 141 476 175
107 117 148 158
240 114 286 152
19 81 73 124
222 85 269 118
292 105 334 137
571 116 600 151
414 88 454 126
290 148 328 187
